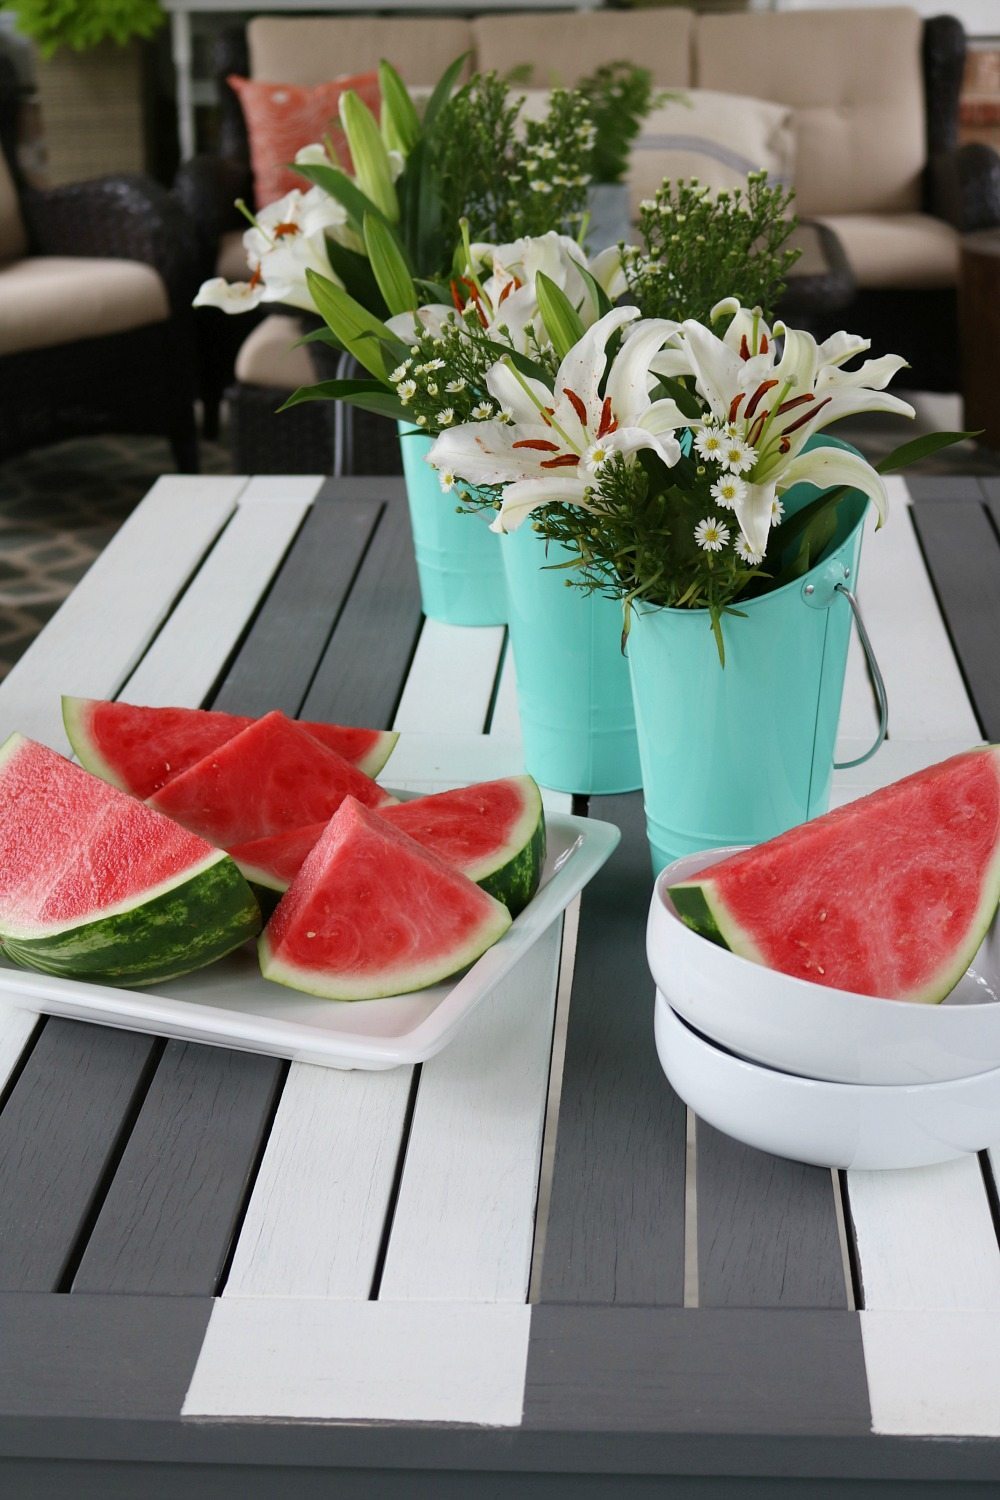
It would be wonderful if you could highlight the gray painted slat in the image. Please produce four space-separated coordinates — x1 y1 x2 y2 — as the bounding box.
212 483 383 717
0 1021 158 1291
71 1043 284 1296
0 1293 211 1419
903 477 985 503
538 793 687 1306
696 1126 848 1307
524 1305 870 1435
300 479 423 731
910 499 1000 738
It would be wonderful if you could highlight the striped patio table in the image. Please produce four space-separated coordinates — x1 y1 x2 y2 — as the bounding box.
0 471 998 1499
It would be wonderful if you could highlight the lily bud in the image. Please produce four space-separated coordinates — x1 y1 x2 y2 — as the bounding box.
339 91 399 223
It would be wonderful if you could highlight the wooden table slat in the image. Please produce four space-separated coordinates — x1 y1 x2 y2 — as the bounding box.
71 1042 284 1296
0 1021 158 1291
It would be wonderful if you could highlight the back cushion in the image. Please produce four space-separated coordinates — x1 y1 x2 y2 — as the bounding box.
229 71 381 208
472 10 695 87
248 16 475 87
0 149 28 265
696 8 925 216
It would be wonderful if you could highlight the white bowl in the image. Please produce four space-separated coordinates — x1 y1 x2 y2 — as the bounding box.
654 994 1000 1170
647 847 1000 1086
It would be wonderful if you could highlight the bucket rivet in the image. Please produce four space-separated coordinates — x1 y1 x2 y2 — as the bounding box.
844 567 851 578
804 584 815 596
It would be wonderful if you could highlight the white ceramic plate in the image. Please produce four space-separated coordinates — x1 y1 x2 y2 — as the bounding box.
654 994 1000 1170
0 810 619 1070
647 847 1000 1086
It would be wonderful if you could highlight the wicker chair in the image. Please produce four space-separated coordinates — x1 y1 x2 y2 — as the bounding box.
0 57 201 471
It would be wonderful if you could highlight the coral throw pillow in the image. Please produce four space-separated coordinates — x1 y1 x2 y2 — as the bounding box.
228 71 381 208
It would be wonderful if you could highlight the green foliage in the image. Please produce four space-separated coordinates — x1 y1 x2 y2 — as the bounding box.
624 172 800 325
7 0 164 55
576 61 663 185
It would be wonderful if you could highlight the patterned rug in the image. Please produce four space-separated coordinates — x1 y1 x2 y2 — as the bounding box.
0 407 996 682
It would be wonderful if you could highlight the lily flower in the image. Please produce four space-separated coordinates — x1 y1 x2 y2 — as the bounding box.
462 231 629 351
652 298 915 556
193 186 349 314
427 307 682 533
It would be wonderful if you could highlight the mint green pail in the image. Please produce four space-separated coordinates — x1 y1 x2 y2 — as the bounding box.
501 525 642 794
398 425 506 627
627 471 886 876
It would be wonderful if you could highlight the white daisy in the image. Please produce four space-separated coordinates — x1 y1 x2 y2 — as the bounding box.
694 427 726 463
497 405 515 424
694 516 730 553
471 401 494 421
426 382 439 397
710 474 747 510
771 498 786 526
439 471 456 493
388 362 411 384
436 408 455 426
397 379 416 404
445 378 466 394
529 179 553 194
584 442 613 472
415 414 428 427
418 358 446 373
720 438 756 475
735 535 764 565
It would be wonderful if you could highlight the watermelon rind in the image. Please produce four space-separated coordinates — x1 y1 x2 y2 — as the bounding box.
61 694 131 792
668 745 1000 1005
1 850 261 988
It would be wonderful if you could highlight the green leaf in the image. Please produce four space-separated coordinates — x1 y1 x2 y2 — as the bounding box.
304 269 407 381
535 272 586 360
340 91 399 222
575 261 613 321
280 378 408 423
294 326 343 348
363 212 418 316
421 52 470 133
378 59 421 156
875 430 978 474
323 238 385 314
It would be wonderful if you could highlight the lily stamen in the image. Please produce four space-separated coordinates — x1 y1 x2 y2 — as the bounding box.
563 387 588 425
744 379 779 421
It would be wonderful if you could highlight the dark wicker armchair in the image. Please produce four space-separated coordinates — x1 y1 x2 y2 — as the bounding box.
0 57 201 471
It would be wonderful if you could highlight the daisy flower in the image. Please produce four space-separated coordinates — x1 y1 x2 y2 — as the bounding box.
694 517 730 553
436 408 455 426
439 471 456 493
694 427 726 463
445 378 466 394
771 498 786 525
388 362 410 384
710 475 747 510
584 441 614 472
471 402 494 421
735 535 764 565
397 379 416 404
720 438 756 474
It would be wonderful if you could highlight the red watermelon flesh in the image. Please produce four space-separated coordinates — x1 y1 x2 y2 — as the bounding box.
260 797 512 1000
148 711 396 849
229 822 327 892
668 746 1000 1003
62 695 398 798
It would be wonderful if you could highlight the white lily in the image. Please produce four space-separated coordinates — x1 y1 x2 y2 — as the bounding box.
193 186 349 314
654 298 915 556
462 231 630 352
427 307 682 533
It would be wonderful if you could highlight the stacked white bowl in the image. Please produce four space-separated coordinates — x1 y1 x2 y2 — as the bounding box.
646 848 1000 1170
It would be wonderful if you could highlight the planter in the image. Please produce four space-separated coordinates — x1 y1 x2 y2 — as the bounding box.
397 425 506 627
501 524 641 795
627 476 877 875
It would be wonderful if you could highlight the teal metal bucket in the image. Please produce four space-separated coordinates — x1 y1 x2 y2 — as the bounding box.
501 524 642 794
627 473 881 875
397 425 506 627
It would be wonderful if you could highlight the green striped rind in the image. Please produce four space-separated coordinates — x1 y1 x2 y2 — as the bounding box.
473 778 546 916
667 882 732 949
1 854 261 988
259 897 512 1001
61 696 128 792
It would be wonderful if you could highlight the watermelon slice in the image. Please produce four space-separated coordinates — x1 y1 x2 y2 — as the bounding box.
229 775 546 912
148 710 396 848
260 797 512 1000
62 695 398 798
668 746 1000 1004
0 733 260 986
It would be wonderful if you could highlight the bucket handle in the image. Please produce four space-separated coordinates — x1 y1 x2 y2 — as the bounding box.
833 584 888 769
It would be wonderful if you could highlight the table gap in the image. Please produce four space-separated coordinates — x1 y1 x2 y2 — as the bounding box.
528 905 576 1302
481 629 511 737
979 1150 1000 1256
831 1169 858 1312
367 1066 424 1302
55 1038 166 1294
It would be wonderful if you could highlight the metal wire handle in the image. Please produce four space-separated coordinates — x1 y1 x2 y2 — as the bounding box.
833 584 888 769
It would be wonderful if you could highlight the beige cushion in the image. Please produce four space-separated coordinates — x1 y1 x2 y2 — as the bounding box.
816 213 960 290
247 16 475 87
0 257 169 357
0 150 28 265
473 10 695 87
625 90 795 221
217 228 250 282
695 8 925 217
234 313 315 390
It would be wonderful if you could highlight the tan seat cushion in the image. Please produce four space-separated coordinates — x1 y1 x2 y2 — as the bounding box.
473 10 694 87
0 256 169 357
247 16 474 87
0 150 28 266
234 313 315 390
816 213 960 290
216 228 250 282
696 8 925 217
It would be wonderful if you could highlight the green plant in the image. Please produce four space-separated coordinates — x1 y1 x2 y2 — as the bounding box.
577 61 662 185
5 0 164 56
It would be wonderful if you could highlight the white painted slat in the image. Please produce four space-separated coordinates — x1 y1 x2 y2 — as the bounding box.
393 620 505 733
183 1298 530 1424
857 479 981 741
0 475 245 748
0 1003 38 1092
862 1310 1000 1435
489 644 523 741
121 478 319 707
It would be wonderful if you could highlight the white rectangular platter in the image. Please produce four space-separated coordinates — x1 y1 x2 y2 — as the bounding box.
0 810 619 1070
